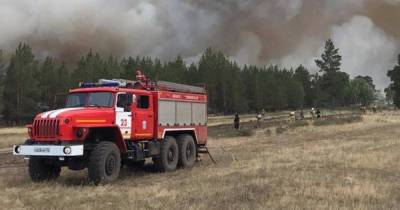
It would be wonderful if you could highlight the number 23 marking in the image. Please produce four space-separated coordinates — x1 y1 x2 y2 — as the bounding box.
120 119 128 127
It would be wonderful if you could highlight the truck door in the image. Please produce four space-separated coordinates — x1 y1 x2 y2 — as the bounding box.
132 94 154 140
115 93 133 139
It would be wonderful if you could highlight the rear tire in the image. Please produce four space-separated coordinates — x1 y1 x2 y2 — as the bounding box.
154 136 179 172
29 157 61 182
178 134 197 168
88 141 121 185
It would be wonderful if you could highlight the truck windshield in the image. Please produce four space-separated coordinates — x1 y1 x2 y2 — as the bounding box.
65 92 114 108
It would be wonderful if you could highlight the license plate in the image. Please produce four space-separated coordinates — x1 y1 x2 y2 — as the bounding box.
34 147 50 153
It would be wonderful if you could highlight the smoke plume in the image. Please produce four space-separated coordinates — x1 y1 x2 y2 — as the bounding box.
0 0 399 89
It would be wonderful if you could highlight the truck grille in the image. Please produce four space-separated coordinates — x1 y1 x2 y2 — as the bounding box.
33 119 60 138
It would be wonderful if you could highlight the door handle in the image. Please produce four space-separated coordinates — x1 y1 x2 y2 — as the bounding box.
148 115 153 118
128 115 132 117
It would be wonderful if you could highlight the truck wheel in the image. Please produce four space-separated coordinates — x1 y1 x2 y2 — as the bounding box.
155 136 179 172
178 134 197 168
29 157 61 182
88 141 121 185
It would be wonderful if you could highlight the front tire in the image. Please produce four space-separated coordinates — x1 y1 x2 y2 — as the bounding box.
88 141 121 185
29 157 61 182
154 136 179 172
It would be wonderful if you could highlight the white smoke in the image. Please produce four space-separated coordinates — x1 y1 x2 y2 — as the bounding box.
332 16 398 90
279 15 399 90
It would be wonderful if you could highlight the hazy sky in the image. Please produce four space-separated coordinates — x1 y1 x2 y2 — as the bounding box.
0 0 399 89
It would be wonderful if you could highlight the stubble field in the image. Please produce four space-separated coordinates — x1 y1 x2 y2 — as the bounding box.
0 112 400 209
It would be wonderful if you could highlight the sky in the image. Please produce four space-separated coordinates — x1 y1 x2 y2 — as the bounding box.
0 0 399 89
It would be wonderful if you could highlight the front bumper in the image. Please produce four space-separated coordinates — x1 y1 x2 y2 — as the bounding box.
13 144 84 157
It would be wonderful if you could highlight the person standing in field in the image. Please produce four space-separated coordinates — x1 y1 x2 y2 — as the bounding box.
261 109 266 117
256 112 262 128
234 112 240 130
316 108 321 119
372 105 377 113
310 108 315 120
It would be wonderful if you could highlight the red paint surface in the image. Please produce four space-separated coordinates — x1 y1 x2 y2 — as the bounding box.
29 85 208 146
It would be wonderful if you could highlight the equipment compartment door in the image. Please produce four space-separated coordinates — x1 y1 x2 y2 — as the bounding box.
132 94 154 140
115 93 133 139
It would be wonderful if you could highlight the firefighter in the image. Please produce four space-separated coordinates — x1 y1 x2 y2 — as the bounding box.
310 108 315 120
289 111 296 122
256 112 262 128
360 106 367 114
372 105 377 113
234 112 240 130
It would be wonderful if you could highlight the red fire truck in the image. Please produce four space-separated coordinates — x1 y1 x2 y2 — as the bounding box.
13 71 208 184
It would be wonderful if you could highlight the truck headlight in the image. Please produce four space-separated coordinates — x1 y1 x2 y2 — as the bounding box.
63 146 72 155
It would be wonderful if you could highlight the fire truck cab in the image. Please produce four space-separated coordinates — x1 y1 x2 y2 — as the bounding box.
13 71 208 184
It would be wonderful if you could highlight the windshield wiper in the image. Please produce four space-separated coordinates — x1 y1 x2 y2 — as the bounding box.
86 104 111 108
85 104 102 108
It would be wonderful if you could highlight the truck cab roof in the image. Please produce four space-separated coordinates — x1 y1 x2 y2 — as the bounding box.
69 87 150 95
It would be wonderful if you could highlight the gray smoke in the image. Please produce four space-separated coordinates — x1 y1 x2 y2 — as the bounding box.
0 0 399 89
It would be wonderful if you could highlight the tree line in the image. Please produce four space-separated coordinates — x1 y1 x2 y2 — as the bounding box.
0 40 381 124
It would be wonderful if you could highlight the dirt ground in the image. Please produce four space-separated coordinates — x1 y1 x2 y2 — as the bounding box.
1 112 400 209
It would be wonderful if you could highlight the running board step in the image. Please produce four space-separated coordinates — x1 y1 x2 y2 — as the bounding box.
197 146 216 164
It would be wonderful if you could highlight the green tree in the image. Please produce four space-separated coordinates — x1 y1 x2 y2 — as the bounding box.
242 65 262 111
346 78 375 106
387 54 400 108
2 43 39 124
315 39 349 107
225 62 247 113
99 55 121 79
161 56 187 83
286 79 305 109
294 65 313 107
53 63 71 108
198 48 221 113
384 85 394 105
38 57 57 108
71 50 104 85
315 39 342 74
355 75 375 91
120 56 139 79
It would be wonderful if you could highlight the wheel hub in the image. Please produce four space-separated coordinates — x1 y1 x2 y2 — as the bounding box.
105 154 116 176
186 146 192 159
168 148 175 162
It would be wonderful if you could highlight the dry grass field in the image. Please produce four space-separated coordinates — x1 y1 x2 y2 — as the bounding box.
0 127 26 149
1 112 400 209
